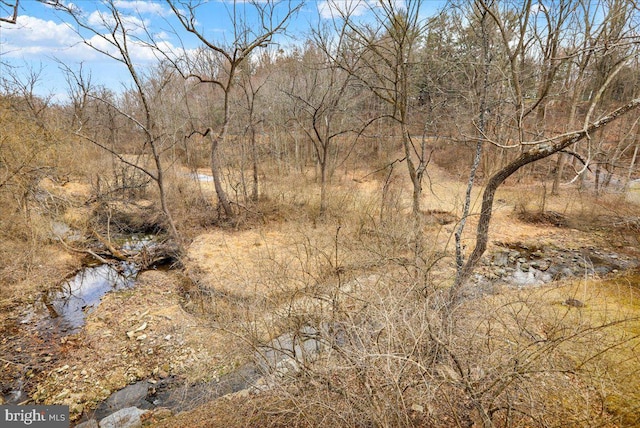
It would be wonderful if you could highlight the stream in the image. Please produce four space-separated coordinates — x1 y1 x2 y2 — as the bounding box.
470 242 639 296
2 236 157 406
77 326 323 426
21 236 154 337
32 262 138 335
5 233 638 425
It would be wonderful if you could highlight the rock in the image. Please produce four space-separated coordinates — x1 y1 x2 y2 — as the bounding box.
257 326 322 374
411 403 425 413
99 407 147 428
98 381 149 415
75 420 99 428
493 252 509 267
55 389 70 400
134 322 147 332
520 263 530 272
563 298 585 308
494 268 506 277
71 403 84 415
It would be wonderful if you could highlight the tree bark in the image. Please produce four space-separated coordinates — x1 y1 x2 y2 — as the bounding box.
210 136 234 218
450 98 640 302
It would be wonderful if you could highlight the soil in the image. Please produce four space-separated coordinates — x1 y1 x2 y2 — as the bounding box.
1 167 639 426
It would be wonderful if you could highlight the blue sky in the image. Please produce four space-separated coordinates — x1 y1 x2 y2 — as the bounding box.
0 1 443 102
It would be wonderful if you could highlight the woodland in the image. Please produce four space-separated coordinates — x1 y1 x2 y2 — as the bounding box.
1 0 640 427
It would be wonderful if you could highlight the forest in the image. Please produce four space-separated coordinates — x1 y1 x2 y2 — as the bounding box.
1 0 640 426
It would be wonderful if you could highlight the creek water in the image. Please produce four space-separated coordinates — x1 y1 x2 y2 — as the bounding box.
189 172 214 182
23 236 154 336
4 236 156 406
31 262 138 335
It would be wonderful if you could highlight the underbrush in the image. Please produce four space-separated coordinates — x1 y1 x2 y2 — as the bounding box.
162 172 640 428
165 268 640 428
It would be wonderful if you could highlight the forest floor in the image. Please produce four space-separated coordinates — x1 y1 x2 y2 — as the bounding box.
1 163 639 426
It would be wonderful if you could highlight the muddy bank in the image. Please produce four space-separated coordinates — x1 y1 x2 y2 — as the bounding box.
2 269 231 421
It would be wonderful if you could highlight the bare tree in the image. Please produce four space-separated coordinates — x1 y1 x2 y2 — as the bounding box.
0 68 55 233
313 0 434 279
325 0 428 218
453 1 493 279
447 0 640 300
166 0 302 219
51 0 183 246
236 55 267 203
283 40 360 217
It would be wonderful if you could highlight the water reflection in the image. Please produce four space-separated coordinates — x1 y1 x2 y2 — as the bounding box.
37 262 138 334
31 236 154 335
189 172 214 182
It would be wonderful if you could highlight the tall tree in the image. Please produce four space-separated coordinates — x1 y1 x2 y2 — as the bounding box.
51 0 183 246
166 0 302 219
326 0 428 218
283 41 359 217
450 0 640 301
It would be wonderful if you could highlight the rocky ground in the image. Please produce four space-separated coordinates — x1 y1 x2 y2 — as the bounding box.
1 168 639 427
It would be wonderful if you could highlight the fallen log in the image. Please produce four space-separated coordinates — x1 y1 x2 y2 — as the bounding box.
91 228 129 261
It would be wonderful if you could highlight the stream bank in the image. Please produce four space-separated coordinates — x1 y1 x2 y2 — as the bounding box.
5 268 230 423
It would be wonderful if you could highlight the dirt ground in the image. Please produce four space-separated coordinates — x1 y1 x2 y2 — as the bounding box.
1 165 639 426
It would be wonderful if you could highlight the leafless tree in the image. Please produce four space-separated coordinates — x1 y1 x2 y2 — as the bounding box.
236 56 267 203
450 0 640 301
283 40 361 217
324 0 428 218
165 0 302 219
50 0 183 246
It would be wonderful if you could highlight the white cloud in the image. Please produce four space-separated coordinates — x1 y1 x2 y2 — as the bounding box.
154 31 170 41
530 2 547 15
0 15 92 59
86 10 148 35
0 13 184 65
113 0 171 16
5 15 78 46
318 0 369 19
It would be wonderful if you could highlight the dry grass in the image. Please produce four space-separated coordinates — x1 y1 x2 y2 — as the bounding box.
2 121 639 427
150 161 640 428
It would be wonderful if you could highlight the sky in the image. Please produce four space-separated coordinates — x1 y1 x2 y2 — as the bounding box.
0 0 443 102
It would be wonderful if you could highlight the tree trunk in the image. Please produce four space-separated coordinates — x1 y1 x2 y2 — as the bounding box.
401 124 421 217
320 163 328 217
551 152 566 195
210 136 234 217
456 5 490 277
450 98 640 303
625 141 639 189
251 128 259 202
